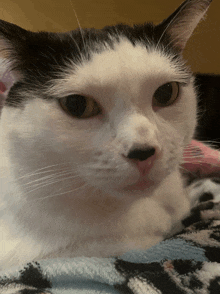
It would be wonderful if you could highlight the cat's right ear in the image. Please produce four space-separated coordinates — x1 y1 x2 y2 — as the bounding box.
0 20 29 100
157 0 212 51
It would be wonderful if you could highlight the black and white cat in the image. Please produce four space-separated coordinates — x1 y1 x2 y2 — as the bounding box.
0 0 212 270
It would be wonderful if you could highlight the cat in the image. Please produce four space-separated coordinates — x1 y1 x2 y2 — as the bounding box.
0 0 212 270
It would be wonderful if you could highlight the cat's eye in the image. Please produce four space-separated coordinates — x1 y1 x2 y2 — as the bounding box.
152 82 179 107
59 94 101 118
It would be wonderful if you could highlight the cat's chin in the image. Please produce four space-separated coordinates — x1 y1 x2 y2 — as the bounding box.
119 178 154 192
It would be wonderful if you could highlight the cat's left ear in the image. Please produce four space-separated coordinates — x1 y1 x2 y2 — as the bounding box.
0 20 30 100
157 0 212 51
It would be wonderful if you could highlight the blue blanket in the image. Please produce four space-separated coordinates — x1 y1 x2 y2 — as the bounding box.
1 177 220 293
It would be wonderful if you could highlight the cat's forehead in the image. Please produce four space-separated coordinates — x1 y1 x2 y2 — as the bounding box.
76 39 173 83
49 38 190 98
4 23 191 107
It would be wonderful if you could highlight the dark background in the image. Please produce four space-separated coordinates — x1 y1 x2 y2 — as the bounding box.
195 74 220 149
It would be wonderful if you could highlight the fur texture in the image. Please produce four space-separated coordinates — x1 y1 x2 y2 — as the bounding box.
0 0 212 270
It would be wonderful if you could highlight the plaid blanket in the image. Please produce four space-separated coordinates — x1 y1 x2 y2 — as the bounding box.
1 140 220 294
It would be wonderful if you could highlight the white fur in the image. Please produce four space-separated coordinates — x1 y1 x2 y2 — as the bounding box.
0 38 197 270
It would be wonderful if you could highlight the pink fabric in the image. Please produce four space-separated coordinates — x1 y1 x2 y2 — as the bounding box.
0 82 6 111
183 140 220 176
0 81 6 93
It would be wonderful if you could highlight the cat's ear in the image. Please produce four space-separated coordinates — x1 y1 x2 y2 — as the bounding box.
0 20 29 98
157 0 212 51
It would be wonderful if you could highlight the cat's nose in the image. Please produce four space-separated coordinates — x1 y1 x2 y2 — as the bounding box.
127 147 156 161
126 147 157 176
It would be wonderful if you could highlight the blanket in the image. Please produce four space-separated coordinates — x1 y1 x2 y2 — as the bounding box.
1 140 220 294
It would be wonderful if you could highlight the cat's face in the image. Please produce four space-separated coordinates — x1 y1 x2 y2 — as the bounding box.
0 0 211 197
37 40 197 194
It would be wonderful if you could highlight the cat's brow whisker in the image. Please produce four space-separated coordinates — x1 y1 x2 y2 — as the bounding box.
179 166 198 176
161 29 189 54
69 0 88 59
155 1 189 51
69 37 84 61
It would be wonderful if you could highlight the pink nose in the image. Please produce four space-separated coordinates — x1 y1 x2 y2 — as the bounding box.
126 147 156 176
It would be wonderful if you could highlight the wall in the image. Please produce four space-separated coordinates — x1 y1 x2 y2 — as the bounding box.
0 0 219 74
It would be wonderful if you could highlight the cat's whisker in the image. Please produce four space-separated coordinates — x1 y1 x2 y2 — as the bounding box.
70 37 84 62
195 140 220 148
0 0 213 268
17 166 70 179
27 183 90 203
161 28 190 53
182 158 210 162
199 139 220 143
69 0 88 59
181 159 220 169
184 147 220 153
2 164 72 184
182 158 205 161
23 174 81 195
23 177 81 192
20 168 75 179
155 1 189 51
21 175 60 188
179 165 197 176
0 183 89 210
113 26 122 43
182 152 204 156
1 168 80 195
21 171 78 188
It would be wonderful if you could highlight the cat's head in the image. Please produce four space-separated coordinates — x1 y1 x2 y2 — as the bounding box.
0 0 212 196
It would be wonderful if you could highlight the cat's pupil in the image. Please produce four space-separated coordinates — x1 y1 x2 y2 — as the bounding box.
154 83 173 104
153 82 179 106
59 94 101 118
65 95 87 117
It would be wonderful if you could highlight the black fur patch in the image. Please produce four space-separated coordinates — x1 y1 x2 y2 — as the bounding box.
19 262 51 289
19 290 49 294
211 178 220 184
0 19 190 108
204 246 220 263
182 201 215 228
0 262 51 290
172 259 203 275
199 192 214 203
208 277 220 293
